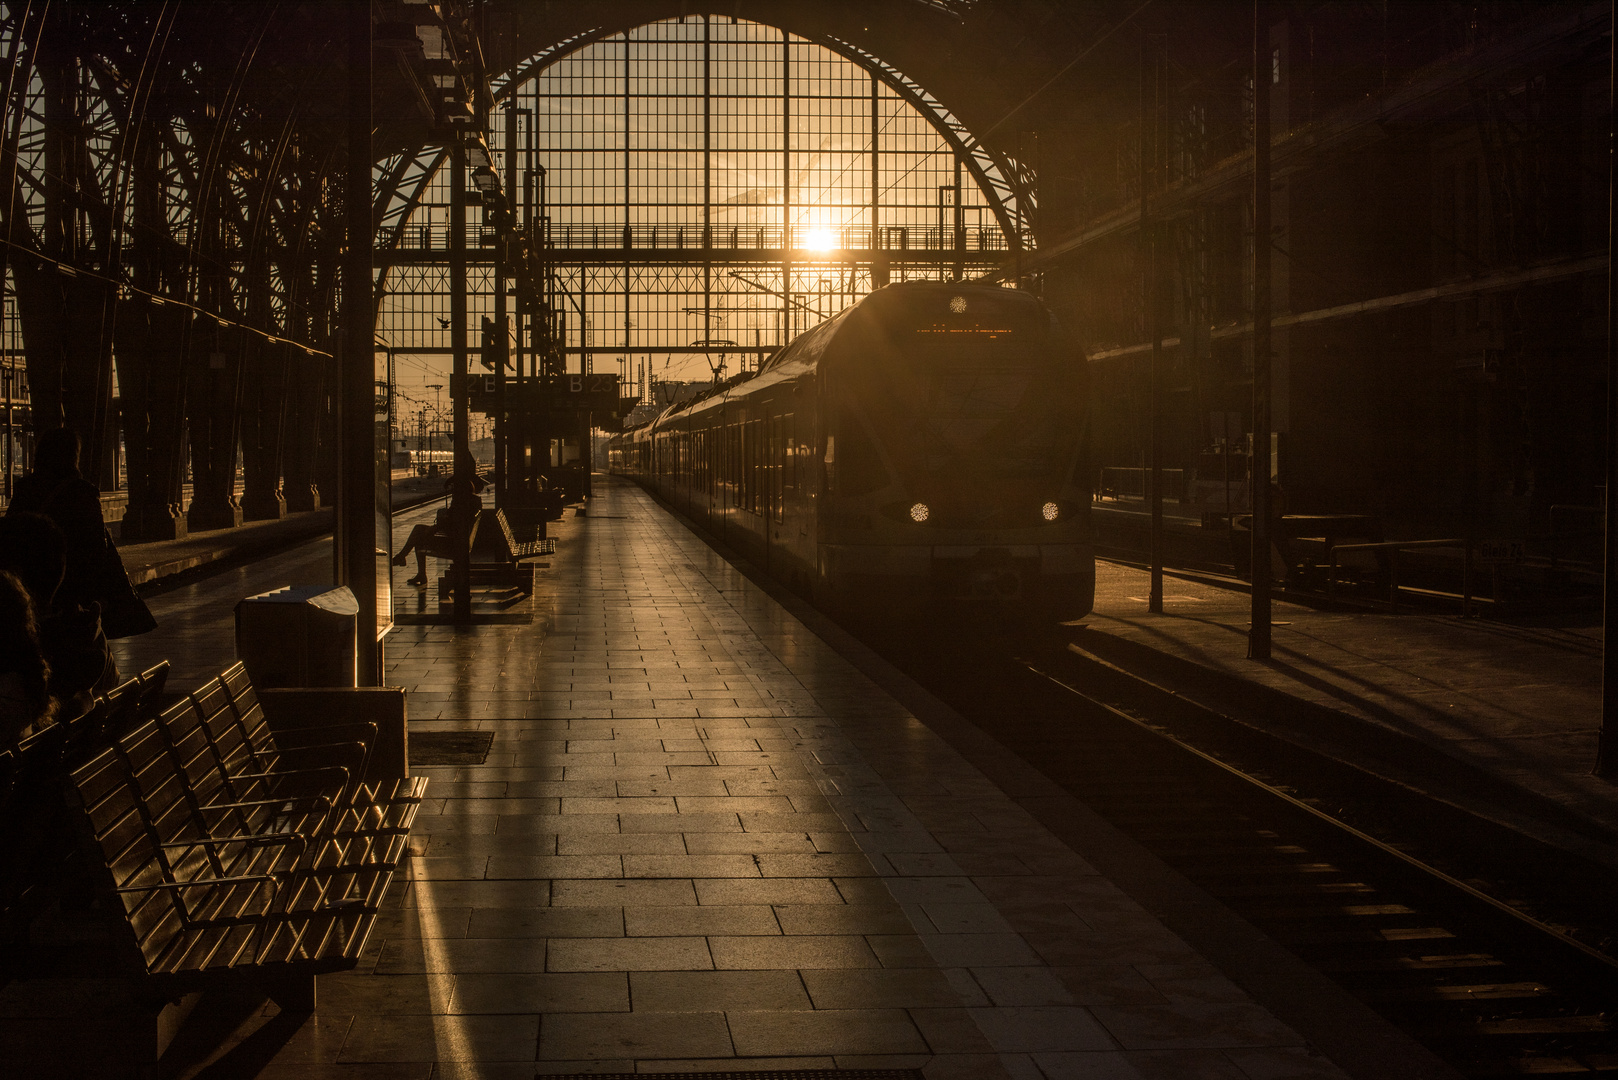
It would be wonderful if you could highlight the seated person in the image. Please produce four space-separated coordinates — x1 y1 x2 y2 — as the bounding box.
395 467 487 587
0 513 116 716
393 507 454 586
0 569 55 748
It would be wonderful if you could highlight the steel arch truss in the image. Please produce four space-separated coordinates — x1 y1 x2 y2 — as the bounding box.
483 21 1034 249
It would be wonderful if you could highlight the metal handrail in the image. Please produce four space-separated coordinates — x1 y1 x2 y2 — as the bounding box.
1327 538 1466 612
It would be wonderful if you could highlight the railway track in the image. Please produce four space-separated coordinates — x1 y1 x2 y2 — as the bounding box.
854 621 1618 1078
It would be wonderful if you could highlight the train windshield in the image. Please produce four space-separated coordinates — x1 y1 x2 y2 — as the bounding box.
840 289 1084 519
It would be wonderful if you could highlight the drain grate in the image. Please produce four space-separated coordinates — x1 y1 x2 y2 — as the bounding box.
542 1072 923 1080
409 730 494 765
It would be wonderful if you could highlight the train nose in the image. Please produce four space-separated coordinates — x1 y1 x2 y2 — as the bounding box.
971 568 1021 598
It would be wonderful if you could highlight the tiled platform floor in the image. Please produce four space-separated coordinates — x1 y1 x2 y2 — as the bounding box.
147 477 1362 1079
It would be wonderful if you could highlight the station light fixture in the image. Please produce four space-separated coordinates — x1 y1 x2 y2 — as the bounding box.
470 165 500 194
1042 501 1059 521
909 502 930 523
465 135 492 170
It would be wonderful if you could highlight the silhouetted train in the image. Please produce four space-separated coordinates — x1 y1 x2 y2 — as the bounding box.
606 281 1093 620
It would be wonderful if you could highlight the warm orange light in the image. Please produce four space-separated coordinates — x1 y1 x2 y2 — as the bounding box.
805 228 836 252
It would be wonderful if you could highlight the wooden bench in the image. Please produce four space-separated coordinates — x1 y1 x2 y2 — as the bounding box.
0 663 171 971
164 665 425 846
64 666 427 1013
444 508 556 599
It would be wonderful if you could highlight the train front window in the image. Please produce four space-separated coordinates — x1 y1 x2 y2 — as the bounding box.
856 337 1082 518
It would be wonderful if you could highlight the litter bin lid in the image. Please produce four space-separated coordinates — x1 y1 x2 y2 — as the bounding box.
238 585 359 616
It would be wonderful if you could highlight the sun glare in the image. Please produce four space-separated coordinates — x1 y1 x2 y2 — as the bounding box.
805 228 837 252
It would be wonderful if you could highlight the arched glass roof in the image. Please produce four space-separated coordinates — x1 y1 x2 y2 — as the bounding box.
377 15 1030 391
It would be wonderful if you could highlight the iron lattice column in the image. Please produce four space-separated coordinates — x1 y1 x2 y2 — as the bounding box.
340 0 380 683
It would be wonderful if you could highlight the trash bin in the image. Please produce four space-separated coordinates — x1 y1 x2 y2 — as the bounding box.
235 585 358 689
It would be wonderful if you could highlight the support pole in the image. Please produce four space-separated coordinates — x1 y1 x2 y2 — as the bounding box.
449 138 472 623
782 29 792 347
871 72 880 283
340 0 379 683
703 15 713 368
496 100 515 507
1248 1 1273 661
1597 0 1617 777
952 156 964 283
1144 37 1164 615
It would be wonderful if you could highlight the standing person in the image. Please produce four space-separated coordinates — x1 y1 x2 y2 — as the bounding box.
7 427 103 611
0 513 113 717
7 426 153 638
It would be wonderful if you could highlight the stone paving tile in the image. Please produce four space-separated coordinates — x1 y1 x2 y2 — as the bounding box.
800 968 974 1010
338 1014 539 1062
681 831 819 854
546 936 714 972
622 853 761 878
538 1010 733 1060
462 906 623 939
728 1008 929 1056
373 939 549 975
449 972 629 1014
693 877 846 906
624 904 781 937
231 478 1355 1076
772 903 914 936
628 970 812 1012
708 934 882 970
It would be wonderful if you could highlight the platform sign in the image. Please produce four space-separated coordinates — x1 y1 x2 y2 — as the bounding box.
1476 539 1524 564
451 372 624 416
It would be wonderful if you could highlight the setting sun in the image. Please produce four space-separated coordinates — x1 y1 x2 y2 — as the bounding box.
805 227 837 252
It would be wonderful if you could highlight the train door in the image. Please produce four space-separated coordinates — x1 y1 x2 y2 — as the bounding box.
774 414 786 526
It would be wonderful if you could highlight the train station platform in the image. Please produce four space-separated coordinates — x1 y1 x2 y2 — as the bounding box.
95 474 1461 1079
1080 562 1615 855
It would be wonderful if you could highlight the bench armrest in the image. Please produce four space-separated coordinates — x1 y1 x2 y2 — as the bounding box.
161 833 305 850
259 687 408 783
231 764 352 785
272 721 378 747
115 873 275 894
198 794 335 814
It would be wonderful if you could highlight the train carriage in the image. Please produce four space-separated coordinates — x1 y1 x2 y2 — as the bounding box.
608 281 1094 621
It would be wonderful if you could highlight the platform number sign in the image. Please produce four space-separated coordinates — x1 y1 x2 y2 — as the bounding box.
451 372 623 415
1476 539 1525 564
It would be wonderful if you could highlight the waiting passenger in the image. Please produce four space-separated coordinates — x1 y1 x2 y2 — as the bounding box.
8 427 105 610
6 426 153 638
0 569 55 748
393 507 456 587
0 513 116 715
395 455 487 586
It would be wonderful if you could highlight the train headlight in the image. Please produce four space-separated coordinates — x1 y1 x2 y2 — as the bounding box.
1042 501 1060 522
909 502 930 523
